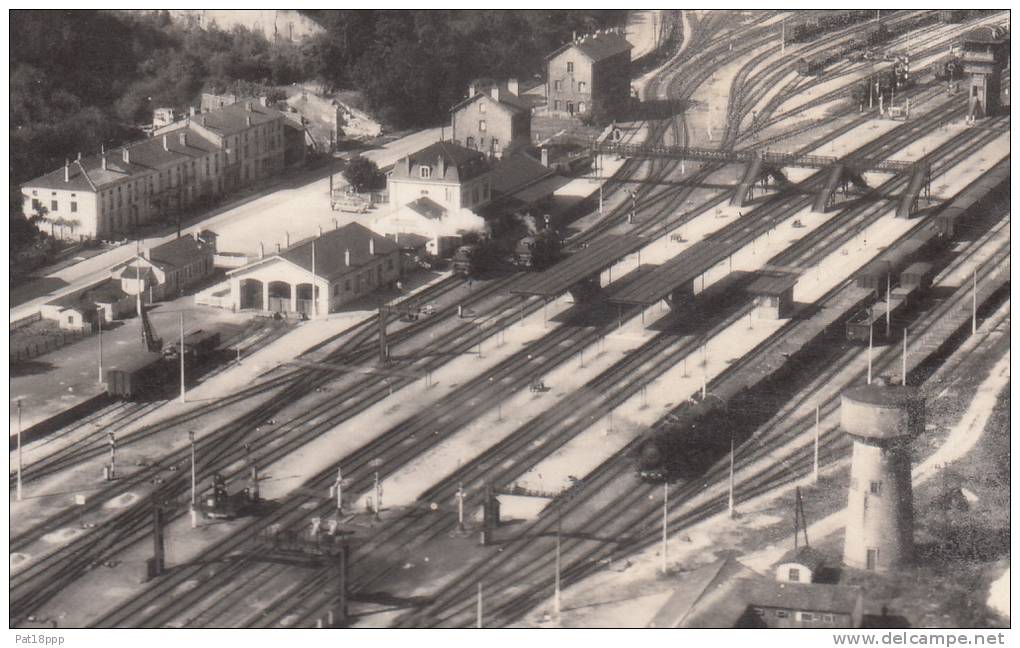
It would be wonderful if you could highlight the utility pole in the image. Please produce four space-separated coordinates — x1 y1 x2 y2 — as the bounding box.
16 400 23 501
477 582 484 629
179 312 186 403
902 327 908 386
727 437 735 518
813 405 820 484
972 269 978 334
457 482 466 532
885 273 891 337
97 309 104 384
661 482 669 574
374 471 382 519
335 467 344 512
781 19 785 55
867 323 873 385
189 431 197 506
554 514 562 622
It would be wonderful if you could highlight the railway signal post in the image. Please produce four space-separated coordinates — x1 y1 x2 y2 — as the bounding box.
972 270 978 334
107 432 116 480
179 313 186 403
97 307 104 384
334 467 344 513
814 405 821 484
16 399 23 501
457 482 466 532
727 437 735 518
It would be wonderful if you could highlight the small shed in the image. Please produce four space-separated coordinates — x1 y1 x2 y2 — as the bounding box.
748 271 798 320
776 545 827 584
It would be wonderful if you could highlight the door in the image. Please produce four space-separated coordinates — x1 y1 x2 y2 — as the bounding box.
866 548 879 570
567 102 575 115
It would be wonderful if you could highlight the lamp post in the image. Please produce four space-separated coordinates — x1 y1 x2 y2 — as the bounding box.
97 307 104 384
16 400 23 501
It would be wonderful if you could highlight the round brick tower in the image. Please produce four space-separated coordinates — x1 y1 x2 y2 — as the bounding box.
840 382 924 572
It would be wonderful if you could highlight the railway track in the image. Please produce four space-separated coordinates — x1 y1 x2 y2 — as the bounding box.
396 164 1009 628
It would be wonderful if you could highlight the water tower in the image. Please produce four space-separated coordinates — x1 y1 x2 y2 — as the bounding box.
961 25 1010 119
840 382 924 572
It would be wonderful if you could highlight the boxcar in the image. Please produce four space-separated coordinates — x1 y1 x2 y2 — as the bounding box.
106 352 169 399
901 262 934 291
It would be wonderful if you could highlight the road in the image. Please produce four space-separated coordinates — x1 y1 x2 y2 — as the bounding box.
10 127 442 323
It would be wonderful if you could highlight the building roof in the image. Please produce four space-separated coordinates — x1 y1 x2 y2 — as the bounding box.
195 100 284 136
777 545 827 573
489 152 554 197
744 579 862 615
842 383 921 408
277 222 399 281
386 232 431 250
963 25 1009 44
48 278 128 310
406 196 448 221
119 265 157 281
390 140 490 184
648 557 763 628
547 31 633 63
149 234 213 270
747 271 799 296
450 81 533 114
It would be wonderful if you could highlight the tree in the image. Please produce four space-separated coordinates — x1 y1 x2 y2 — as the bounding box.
342 157 383 193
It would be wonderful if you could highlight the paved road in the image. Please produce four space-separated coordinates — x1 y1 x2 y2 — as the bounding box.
10 128 442 323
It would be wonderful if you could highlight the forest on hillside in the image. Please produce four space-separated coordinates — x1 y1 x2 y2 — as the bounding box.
10 9 623 192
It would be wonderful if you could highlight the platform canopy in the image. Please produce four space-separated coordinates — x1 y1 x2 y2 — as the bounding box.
510 234 646 298
608 239 734 306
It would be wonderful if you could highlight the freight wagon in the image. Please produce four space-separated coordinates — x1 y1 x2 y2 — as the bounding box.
105 353 170 399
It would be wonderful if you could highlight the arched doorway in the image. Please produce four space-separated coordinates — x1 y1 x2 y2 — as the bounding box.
268 281 292 313
240 278 264 310
295 283 319 316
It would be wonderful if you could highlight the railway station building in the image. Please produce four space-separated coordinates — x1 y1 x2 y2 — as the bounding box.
545 30 632 119
110 231 218 302
387 140 493 214
226 222 401 317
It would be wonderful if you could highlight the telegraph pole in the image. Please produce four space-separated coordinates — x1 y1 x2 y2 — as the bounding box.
885 273 891 337
335 467 344 512
554 514 562 621
727 437 735 517
179 312 186 403
97 310 104 384
16 400 23 501
902 327 908 386
972 269 978 334
457 482 466 532
781 19 785 55
189 431 197 505
108 432 117 480
477 582 484 628
661 482 669 574
867 323 873 385
813 405 820 484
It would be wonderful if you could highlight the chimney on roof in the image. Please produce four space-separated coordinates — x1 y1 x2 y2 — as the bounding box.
468 81 477 97
142 247 150 260
318 225 323 237
404 156 411 175
259 241 265 259
77 151 82 161
101 143 105 154
101 156 108 171
162 135 169 151
508 78 519 96
246 115 252 127
64 160 70 182
286 231 290 247
179 132 188 147
123 148 130 164
189 106 196 117
369 237 375 255
437 155 446 178
345 248 351 266
541 147 549 167
276 242 281 254
490 86 500 102
259 96 268 107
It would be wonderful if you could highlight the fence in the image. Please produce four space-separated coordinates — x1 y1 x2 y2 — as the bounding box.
9 312 42 332
10 326 92 363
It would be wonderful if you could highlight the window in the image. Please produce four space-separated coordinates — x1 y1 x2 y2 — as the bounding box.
799 612 815 622
823 614 834 622
492 138 499 151
333 284 339 296
788 568 801 582
554 100 561 111
71 202 78 213
566 61 574 73
420 165 432 179
578 81 587 92
479 120 486 132
31 199 41 211
579 102 586 113
869 481 882 496
866 548 879 570
479 102 486 113
51 200 58 211
972 86 979 97
554 80 562 92
776 610 789 619
753 608 765 617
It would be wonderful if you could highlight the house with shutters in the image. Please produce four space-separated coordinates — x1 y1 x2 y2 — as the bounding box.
545 30 633 119
109 232 218 302
449 79 533 158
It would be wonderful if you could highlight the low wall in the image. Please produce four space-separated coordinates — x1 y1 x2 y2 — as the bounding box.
10 392 114 451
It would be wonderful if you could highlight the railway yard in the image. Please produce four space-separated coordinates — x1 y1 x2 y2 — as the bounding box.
8 9 1012 631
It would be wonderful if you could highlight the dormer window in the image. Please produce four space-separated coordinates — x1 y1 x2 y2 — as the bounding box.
420 165 432 179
